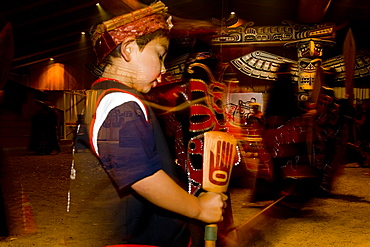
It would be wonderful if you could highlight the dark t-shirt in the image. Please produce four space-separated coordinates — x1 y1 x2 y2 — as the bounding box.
94 92 162 191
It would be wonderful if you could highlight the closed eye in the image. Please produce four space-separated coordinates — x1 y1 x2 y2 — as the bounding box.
159 52 167 61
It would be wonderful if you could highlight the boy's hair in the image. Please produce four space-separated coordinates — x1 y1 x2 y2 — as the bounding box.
108 29 169 59
136 29 169 50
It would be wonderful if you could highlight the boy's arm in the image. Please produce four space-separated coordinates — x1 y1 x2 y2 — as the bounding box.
131 169 227 223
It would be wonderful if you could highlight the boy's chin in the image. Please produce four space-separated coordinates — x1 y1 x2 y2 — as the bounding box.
140 86 153 94
152 80 158 88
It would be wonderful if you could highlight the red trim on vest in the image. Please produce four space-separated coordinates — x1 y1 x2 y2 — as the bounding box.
89 86 149 157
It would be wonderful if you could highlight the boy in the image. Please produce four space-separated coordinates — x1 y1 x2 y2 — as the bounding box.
67 2 227 246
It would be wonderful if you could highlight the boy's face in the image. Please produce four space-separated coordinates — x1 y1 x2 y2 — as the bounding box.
129 36 169 93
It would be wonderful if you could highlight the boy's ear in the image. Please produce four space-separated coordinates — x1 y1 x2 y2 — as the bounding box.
121 39 135 62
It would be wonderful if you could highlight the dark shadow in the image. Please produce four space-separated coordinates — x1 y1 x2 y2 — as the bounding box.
0 147 9 237
329 193 370 204
0 187 8 236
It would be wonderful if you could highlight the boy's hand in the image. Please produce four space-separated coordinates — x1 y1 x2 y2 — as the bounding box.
197 192 228 223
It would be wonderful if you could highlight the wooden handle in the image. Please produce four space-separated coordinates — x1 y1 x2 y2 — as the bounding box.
204 224 218 247
202 131 237 247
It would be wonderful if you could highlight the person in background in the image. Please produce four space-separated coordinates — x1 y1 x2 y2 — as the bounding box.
354 99 370 173
67 2 227 247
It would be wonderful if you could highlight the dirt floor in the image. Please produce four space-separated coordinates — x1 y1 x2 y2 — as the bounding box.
228 163 370 247
1 145 370 247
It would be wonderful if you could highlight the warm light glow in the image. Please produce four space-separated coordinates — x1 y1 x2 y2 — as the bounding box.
96 2 109 19
37 63 78 90
50 58 54 61
79 31 87 47
39 63 65 90
96 3 100 6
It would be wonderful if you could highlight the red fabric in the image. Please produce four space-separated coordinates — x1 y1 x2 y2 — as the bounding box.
93 14 169 63
109 14 168 45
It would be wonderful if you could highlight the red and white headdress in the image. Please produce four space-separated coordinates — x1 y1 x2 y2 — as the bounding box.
91 1 172 64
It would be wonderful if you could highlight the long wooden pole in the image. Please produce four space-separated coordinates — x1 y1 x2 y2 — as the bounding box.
343 28 356 106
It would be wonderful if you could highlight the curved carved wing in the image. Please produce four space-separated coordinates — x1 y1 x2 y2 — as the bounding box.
322 49 370 82
230 50 298 81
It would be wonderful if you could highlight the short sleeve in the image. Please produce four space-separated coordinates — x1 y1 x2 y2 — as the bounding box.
96 100 162 191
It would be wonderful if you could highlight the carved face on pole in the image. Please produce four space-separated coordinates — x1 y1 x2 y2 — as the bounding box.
297 39 323 98
285 38 335 101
